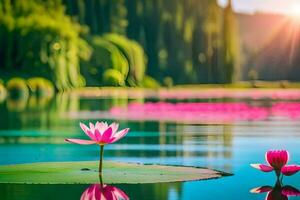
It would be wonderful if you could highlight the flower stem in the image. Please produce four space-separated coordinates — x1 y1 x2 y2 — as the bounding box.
280 173 283 185
98 173 103 187
99 145 104 175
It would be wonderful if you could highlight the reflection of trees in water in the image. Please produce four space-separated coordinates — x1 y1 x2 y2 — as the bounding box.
1 94 234 172
0 94 136 141
3 92 30 130
0 184 87 200
106 121 233 172
0 92 79 130
180 124 233 172
119 183 182 200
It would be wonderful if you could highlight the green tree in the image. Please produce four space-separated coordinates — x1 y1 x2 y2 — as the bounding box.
0 0 90 90
63 0 128 35
222 0 241 83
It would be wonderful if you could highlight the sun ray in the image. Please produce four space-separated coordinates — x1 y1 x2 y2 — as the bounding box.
287 4 300 23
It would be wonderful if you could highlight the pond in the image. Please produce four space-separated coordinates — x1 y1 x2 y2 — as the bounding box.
0 90 300 200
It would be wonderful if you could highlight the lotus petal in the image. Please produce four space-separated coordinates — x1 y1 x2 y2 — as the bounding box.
101 127 113 143
250 164 274 172
281 165 300 176
65 139 96 145
111 128 130 143
282 185 300 196
80 123 95 140
109 122 119 134
89 122 95 133
110 185 129 200
250 186 273 193
93 129 102 142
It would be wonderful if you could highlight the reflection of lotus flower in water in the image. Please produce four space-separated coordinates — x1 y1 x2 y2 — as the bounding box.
65 122 130 174
251 150 300 177
251 180 300 200
81 184 129 200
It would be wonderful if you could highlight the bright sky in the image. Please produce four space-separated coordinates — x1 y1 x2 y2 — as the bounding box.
218 0 300 15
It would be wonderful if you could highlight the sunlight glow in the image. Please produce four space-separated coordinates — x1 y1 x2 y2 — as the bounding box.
288 4 300 21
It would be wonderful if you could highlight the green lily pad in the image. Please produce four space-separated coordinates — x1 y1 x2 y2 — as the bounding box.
0 161 231 184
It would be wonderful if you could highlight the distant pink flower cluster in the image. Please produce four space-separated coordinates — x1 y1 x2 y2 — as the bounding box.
272 103 300 119
158 89 300 100
109 102 300 123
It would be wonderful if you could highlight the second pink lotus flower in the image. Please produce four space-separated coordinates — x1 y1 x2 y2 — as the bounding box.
251 150 300 177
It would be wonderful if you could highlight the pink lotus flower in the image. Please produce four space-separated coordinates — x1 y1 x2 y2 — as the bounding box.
65 121 130 174
251 150 300 177
81 184 129 200
251 182 300 200
66 122 129 145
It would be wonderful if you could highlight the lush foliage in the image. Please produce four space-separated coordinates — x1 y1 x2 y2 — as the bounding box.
102 69 126 86
84 36 129 85
6 77 29 99
27 77 54 97
82 34 147 87
0 0 90 90
0 81 6 102
0 0 241 90
63 0 241 84
142 76 161 89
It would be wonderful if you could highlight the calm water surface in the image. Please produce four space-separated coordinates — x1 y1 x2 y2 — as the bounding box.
0 93 300 200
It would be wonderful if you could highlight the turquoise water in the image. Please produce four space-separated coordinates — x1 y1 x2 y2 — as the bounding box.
0 94 300 199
